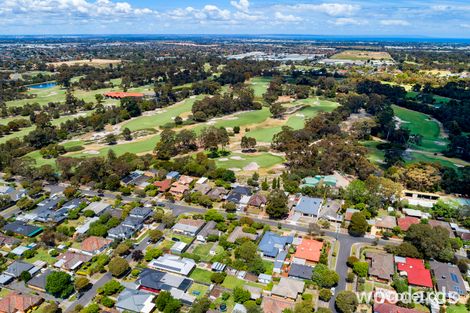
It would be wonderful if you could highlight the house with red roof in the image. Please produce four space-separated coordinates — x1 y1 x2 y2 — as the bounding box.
374 303 423 313
154 179 172 192
395 256 433 288
293 238 323 264
397 216 420 231
0 292 43 313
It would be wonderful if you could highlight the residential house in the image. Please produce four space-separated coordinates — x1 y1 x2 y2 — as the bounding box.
178 175 194 185
80 236 112 256
402 208 431 219
299 175 337 188
196 177 208 185
227 186 252 204
4 261 35 278
0 234 20 249
374 303 423 313
233 304 247 313
247 193 267 209
207 187 228 201
196 221 218 242
116 288 155 313
148 254 196 276
227 226 258 243
0 186 26 203
130 207 153 220
27 269 51 292
154 179 172 192
366 252 394 282
54 251 92 272
172 219 205 236
288 263 313 280
122 170 152 188
261 297 294 313
374 216 397 231
122 216 145 231
170 242 187 254
74 217 99 237
244 285 262 300
36 195 64 211
2 221 42 237
192 184 212 195
397 216 420 232
258 231 293 258
258 273 272 284
430 261 467 299
211 262 226 273
344 208 360 222
137 268 193 294
318 199 343 222
429 220 454 238
169 183 190 198
271 277 305 300
108 225 135 240
402 190 440 208
395 257 433 288
293 196 322 218
166 171 180 180
293 238 323 264
0 292 43 313
83 201 111 216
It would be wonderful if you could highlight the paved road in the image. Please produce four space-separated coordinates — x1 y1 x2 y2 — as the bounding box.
66 272 112 311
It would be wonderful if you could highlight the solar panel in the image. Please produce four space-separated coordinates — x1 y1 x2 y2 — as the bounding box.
450 273 459 283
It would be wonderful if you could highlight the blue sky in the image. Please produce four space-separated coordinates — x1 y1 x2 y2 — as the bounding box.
1 0 470 37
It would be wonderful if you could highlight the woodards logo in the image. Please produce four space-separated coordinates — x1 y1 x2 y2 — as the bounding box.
356 287 460 306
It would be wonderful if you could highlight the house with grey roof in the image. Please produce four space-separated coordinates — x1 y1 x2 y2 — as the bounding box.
130 207 153 220
288 263 313 280
83 201 111 216
196 221 218 242
108 225 135 240
271 277 305 300
4 261 35 278
366 252 394 282
137 268 193 294
294 196 323 218
116 288 155 313
430 261 467 299
27 269 52 292
122 216 144 230
258 231 293 258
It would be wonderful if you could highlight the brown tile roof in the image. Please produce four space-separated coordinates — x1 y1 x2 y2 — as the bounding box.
178 175 194 185
0 292 43 313
375 216 397 229
261 296 294 313
81 236 112 253
374 303 423 313
56 251 92 270
170 183 189 194
366 252 394 281
227 226 258 243
248 193 267 207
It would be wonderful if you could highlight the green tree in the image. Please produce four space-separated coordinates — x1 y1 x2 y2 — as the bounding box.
353 262 369 277
46 271 74 298
405 224 453 262
233 286 251 303
74 276 90 292
348 212 368 237
122 127 132 141
335 291 358 313
319 288 333 302
156 291 172 311
312 264 339 288
189 297 211 313
20 271 31 282
265 189 289 219
108 257 129 277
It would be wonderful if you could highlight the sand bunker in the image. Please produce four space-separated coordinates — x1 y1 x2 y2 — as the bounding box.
243 162 260 171
230 156 245 160
218 158 229 161
85 150 99 155
295 114 305 118
228 168 241 172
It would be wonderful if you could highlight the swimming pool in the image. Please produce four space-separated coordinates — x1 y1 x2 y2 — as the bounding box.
29 82 57 89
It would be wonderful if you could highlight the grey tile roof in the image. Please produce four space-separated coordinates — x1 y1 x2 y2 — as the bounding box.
288 263 313 280
295 196 322 216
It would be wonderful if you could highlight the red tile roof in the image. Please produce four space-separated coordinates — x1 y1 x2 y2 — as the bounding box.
0 292 43 313
294 239 323 262
396 258 433 288
104 92 144 98
81 236 112 253
397 217 420 231
374 303 423 313
154 179 172 191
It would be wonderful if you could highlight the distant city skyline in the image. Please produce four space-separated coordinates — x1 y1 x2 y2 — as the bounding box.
1 0 470 38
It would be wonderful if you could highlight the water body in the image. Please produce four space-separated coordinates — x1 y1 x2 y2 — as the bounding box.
29 82 57 89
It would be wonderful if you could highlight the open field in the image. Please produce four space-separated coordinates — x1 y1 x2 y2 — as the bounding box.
246 98 339 142
331 50 392 60
25 140 84 167
360 140 385 165
392 105 448 152
47 59 121 67
405 91 451 105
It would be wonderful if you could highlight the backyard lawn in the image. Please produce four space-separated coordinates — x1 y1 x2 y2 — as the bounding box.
190 268 213 284
188 283 209 298
221 275 263 289
28 248 57 265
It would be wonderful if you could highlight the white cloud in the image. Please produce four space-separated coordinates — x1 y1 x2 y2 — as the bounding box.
169 5 231 21
330 17 367 26
230 0 250 12
380 19 410 26
233 11 264 21
274 11 302 22
285 3 360 16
